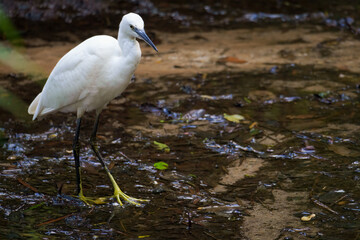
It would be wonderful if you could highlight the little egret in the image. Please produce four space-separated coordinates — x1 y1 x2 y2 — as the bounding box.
28 13 158 206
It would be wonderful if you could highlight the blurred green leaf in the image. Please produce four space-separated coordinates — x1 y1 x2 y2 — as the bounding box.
0 86 31 120
153 141 170 153
154 161 168 170
0 7 23 46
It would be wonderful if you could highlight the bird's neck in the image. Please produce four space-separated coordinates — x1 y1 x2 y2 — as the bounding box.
117 32 141 60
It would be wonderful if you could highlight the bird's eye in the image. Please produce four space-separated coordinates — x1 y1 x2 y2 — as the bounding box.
130 25 134 30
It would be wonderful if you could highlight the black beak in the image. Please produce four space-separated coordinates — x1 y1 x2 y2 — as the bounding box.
134 28 158 52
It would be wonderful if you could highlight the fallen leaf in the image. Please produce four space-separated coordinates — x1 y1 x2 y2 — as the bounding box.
223 113 245 123
249 122 258 129
154 161 169 170
301 213 316 221
337 201 348 206
244 97 251 103
48 133 58 139
138 235 151 239
153 141 170 153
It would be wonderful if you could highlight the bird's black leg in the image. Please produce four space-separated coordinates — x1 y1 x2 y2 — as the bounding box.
89 114 107 169
73 118 82 195
73 117 99 205
89 114 148 206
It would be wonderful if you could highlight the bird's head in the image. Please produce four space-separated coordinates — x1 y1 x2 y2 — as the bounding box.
120 13 158 52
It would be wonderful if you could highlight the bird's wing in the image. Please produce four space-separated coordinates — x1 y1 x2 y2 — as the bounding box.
33 36 120 119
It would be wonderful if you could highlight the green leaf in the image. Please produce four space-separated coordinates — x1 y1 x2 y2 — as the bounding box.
153 141 170 153
223 113 245 123
244 97 252 103
154 161 168 170
250 128 261 136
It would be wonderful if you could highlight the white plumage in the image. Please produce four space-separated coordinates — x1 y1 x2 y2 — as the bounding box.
28 13 157 120
28 13 158 206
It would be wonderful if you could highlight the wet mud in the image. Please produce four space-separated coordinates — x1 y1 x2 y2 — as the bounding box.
1 2 360 240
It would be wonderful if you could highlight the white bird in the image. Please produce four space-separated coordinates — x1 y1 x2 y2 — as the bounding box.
28 13 158 206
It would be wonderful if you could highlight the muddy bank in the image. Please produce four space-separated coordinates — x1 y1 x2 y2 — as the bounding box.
3 24 360 80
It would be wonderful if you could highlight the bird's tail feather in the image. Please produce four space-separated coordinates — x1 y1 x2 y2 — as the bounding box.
28 93 42 120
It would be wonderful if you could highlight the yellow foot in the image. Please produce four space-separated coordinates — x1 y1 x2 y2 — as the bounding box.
106 167 149 206
111 186 149 206
77 191 109 205
76 188 149 206
76 166 149 206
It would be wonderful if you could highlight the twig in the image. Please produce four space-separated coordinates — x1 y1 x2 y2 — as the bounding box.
114 230 129 236
17 178 39 193
204 231 220 240
331 194 348 207
311 198 338 215
119 151 135 162
36 213 73 227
